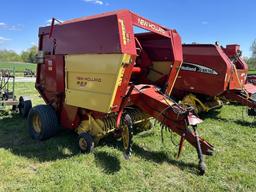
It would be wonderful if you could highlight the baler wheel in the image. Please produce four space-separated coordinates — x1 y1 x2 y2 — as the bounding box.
18 96 32 118
122 114 133 159
28 105 59 140
78 132 94 153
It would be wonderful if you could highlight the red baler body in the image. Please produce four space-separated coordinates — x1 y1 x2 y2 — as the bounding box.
33 10 213 174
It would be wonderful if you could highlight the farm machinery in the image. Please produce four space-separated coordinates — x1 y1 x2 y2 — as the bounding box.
170 43 256 116
27 10 214 174
0 67 31 117
247 74 256 85
24 68 36 77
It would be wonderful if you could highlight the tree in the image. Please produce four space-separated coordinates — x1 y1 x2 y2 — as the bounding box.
251 40 256 59
247 40 256 70
0 49 22 62
247 58 256 70
21 46 38 63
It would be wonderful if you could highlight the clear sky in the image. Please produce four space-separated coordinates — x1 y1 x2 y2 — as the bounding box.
0 0 255 57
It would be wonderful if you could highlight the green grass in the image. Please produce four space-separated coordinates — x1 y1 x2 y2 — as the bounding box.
0 61 36 76
0 83 256 191
248 70 256 74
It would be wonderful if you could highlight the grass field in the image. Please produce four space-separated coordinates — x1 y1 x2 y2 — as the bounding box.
0 82 256 191
248 70 256 74
0 61 36 77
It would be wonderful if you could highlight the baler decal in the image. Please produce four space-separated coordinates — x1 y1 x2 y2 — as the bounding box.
137 18 165 34
118 19 127 45
76 76 102 82
76 76 102 88
181 62 218 75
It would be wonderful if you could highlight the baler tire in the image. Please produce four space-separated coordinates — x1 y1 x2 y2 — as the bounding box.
28 105 59 140
18 96 32 118
78 132 94 153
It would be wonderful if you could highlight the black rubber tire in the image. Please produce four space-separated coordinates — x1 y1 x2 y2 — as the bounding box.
28 104 59 140
18 96 32 118
78 132 94 153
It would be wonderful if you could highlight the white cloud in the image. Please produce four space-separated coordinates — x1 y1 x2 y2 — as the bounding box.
0 22 22 31
201 21 208 25
0 36 11 44
83 0 109 6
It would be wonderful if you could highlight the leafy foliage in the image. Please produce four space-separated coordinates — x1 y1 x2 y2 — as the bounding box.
0 46 37 63
245 40 256 70
244 57 256 70
251 40 256 59
0 49 22 62
21 46 37 63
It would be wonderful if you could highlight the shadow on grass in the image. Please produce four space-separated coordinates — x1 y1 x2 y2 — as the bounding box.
101 137 199 175
0 114 199 174
199 109 221 119
233 120 256 127
199 109 256 127
94 151 121 174
0 114 80 162
132 144 198 174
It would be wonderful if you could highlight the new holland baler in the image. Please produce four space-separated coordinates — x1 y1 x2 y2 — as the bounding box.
171 43 256 115
27 10 213 175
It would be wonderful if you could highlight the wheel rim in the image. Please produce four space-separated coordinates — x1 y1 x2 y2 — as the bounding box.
79 138 88 150
122 125 129 150
32 114 42 134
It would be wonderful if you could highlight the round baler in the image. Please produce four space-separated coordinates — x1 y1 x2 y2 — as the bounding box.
166 43 256 118
27 10 214 175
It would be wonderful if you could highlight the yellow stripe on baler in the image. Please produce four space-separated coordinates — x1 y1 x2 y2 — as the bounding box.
65 54 130 113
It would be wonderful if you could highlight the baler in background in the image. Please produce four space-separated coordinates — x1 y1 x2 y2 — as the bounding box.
170 43 256 117
27 10 213 175
247 74 256 85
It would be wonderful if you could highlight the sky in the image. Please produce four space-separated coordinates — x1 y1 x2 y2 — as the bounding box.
0 0 255 57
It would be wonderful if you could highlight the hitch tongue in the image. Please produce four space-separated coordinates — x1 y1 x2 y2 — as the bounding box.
192 125 206 175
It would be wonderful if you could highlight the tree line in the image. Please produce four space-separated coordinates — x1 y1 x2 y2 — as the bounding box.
245 40 256 70
0 41 256 69
0 46 37 63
